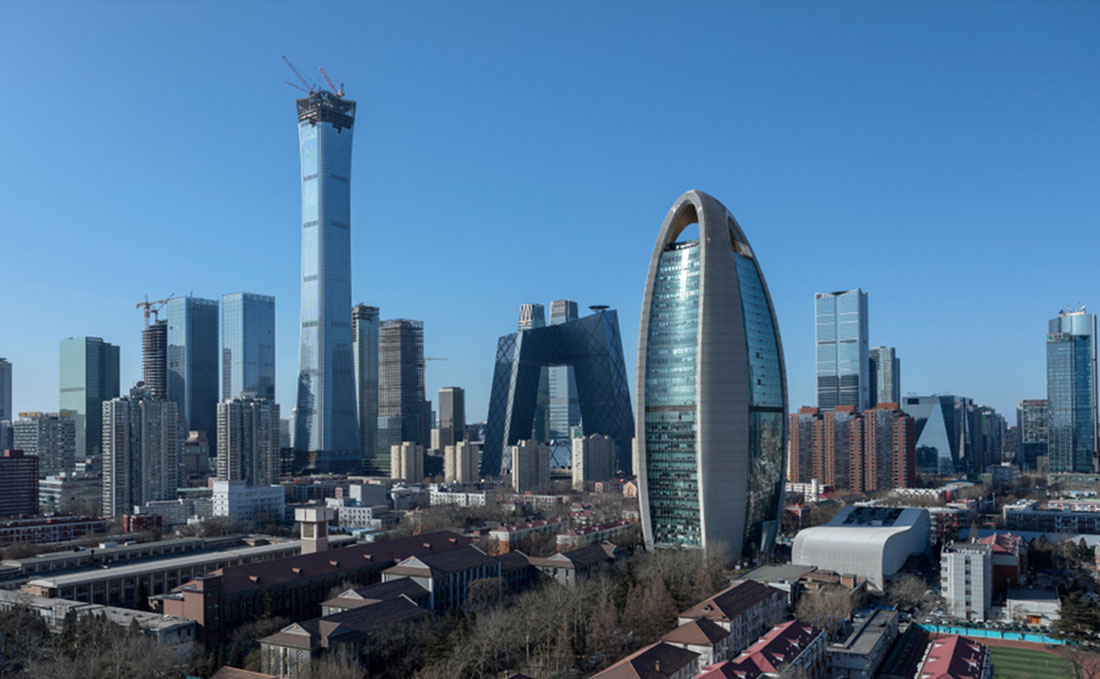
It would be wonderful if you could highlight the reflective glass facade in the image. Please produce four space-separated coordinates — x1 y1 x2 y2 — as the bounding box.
294 92 359 458
167 297 219 443
815 289 869 411
58 337 119 460
637 191 787 559
353 305 380 473
1016 399 1048 471
549 299 581 440
483 309 633 477
901 395 968 474
1047 311 1097 473
0 358 11 423
869 346 900 406
221 293 275 401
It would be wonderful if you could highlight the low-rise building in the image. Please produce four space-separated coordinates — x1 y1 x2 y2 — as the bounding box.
976 533 1027 594
941 541 993 621
381 545 501 611
488 518 565 555
528 542 623 586
913 635 990 679
1005 587 1060 627
1 534 247 578
661 618 731 666
556 519 635 549
825 609 899 679
133 497 213 526
0 449 39 517
38 473 101 514
591 642 700 679
211 480 285 524
1004 499 1100 534
0 515 108 546
321 578 430 615
677 581 788 657
698 619 826 679
429 489 490 507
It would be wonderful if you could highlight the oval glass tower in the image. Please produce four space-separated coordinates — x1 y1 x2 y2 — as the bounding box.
636 190 787 558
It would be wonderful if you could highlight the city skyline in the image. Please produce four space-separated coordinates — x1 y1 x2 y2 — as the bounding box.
4 3 1098 424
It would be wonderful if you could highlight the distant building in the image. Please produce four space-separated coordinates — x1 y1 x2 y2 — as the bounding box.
0 420 12 453
352 304 380 474
488 518 565 554
59 336 120 461
444 441 477 483
181 430 211 478
220 292 275 401
0 449 39 516
0 515 108 546
791 506 930 590
511 440 550 492
1046 308 1097 473
390 441 424 482
548 299 581 440
900 395 970 475
142 320 167 399
378 320 426 464
216 396 280 486
1017 399 1049 471
14 411 76 476
0 357 11 422
38 473 100 515
102 388 179 518
438 386 466 450
868 346 900 407
815 289 869 411
572 433 615 489
941 541 993 621
166 296 219 449
211 480 285 524
1002 499 1100 534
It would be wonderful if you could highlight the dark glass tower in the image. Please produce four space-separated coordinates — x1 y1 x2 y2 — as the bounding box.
59 336 120 460
815 289 869 411
1047 309 1097 473
294 89 359 461
167 296 219 444
352 304 380 473
549 299 581 440
637 190 787 558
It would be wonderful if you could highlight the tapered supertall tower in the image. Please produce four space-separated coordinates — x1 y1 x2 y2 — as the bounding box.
293 88 360 469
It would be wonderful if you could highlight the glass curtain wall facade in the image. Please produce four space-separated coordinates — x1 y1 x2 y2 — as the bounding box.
0 358 11 423
1017 399 1049 471
221 293 276 401
378 319 426 472
294 90 359 460
59 337 119 461
1047 310 1098 473
518 303 550 443
868 346 900 406
439 387 466 449
353 304 380 473
901 395 969 475
637 190 787 558
549 299 582 440
167 296 219 444
143 321 167 399
815 289 869 411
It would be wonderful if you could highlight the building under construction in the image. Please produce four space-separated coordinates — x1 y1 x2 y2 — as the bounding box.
143 320 167 399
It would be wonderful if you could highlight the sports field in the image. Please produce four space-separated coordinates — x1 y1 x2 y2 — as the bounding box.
990 645 1079 679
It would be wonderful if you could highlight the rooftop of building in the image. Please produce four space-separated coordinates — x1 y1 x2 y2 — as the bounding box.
976 532 1026 554
739 564 816 585
592 641 700 679
660 617 729 647
678 580 784 624
261 595 425 651
383 545 496 577
727 620 822 676
211 668 279 679
561 519 633 536
943 541 992 555
0 588 194 632
917 635 987 679
827 609 899 656
322 578 428 609
490 518 564 534
528 542 619 570
1006 586 1060 603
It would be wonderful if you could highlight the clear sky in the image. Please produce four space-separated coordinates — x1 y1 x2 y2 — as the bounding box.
2 2 1098 424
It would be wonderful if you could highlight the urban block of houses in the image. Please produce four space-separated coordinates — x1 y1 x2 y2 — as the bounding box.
677 581 789 658
556 519 635 549
488 518 565 554
696 619 825 679
913 635 990 679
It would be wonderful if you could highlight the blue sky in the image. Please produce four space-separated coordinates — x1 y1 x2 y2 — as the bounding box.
2 2 1098 423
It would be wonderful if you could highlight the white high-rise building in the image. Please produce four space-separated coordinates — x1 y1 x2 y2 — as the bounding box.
216 396 280 487
572 433 615 490
941 541 993 622
102 388 179 518
445 441 478 484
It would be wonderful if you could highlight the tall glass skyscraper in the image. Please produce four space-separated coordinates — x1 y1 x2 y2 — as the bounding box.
637 190 787 558
1047 309 1097 473
518 303 550 443
1016 399 1048 471
167 296 219 443
815 289 869 411
0 358 11 423
378 319 426 470
59 337 119 461
293 89 359 459
549 299 581 440
352 304 380 473
221 292 276 401
868 345 900 406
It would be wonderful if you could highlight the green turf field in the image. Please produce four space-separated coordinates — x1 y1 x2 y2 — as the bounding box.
990 645 1079 679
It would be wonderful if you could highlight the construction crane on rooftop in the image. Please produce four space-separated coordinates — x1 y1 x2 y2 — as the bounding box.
136 294 174 327
318 66 344 96
282 56 315 93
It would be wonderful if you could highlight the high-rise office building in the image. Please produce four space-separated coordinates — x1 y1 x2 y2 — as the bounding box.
967 404 1006 472
1017 399 1049 471
59 337 120 461
352 304 380 474
868 346 900 406
216 396 280 487
293 88 359 463
438 387 465 449
1046 309 1098 473
900 395 970 475
815 289 869 411
444 441 477 484
14 411 76 476
378 320 426 470
166 296 219 445
142 320 167 399
390 442 424 482
102 387 179 517
518 303 550 443
221 293 276 401
549 299 581 440
572 433 615 490
0 357 11 422
0 449 38 517
637 190 786 557
484 308 633 477
511 440 550 492
0 421 12 452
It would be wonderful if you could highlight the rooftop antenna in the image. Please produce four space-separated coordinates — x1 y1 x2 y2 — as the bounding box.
319 66 344 96
282 56 315 93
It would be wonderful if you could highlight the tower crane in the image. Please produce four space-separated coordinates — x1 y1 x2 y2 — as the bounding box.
318 66 344 96
282 56 315 93
136 293 174 327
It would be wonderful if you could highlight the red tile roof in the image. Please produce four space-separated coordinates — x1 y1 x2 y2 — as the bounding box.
722 620 822 676
918 636 987 679
976 533 1025 555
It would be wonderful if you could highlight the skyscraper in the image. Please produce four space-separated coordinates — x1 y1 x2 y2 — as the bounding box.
438 386 466 449
518 303 550 443
1017 399 1048 471
900 395 969 475
378 319 426 471
221 293 276 401
511 440 550 492
166 296 219 445
352 304 380 473
103 388 179 518
868 346 900 406
59 336 120 461
815 289 869 411
0 358 11 423
0 450 38 517
216 396 280 487
1046 309 1097 473
549 299 581 440
637 190 786 557
14 411 76 476
142 320 167 399
293 88 359 461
